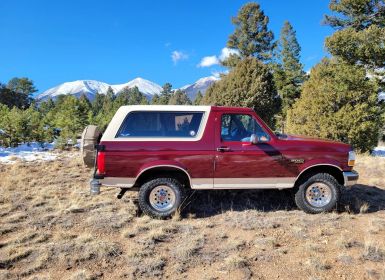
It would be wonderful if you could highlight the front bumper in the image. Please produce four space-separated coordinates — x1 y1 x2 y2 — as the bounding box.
343 170 359 187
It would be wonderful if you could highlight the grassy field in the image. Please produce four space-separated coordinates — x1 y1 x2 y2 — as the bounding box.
0 154 385 280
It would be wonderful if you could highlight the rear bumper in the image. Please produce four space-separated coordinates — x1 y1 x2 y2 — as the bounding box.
343 170 359 187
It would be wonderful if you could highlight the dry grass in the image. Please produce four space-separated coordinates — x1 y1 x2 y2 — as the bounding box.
0 153 385 279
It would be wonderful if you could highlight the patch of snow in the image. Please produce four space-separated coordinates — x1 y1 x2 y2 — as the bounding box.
372 146 385 157
0 142 58 164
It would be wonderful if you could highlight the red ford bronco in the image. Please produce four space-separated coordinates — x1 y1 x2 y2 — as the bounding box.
81 105 358 218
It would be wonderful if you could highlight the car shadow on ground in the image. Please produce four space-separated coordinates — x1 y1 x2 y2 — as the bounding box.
182 184 385 217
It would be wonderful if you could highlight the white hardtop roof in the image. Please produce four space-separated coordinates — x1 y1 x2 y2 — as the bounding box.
119 105 211 112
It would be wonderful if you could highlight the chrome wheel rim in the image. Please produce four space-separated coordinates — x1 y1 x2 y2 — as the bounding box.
305 182 332 207
149 185 176 212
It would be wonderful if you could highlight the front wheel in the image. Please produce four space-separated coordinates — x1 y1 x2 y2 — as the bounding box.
138 178 185 219
295 173 341 214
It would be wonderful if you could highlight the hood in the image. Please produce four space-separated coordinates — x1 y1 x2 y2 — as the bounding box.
277 133 351 151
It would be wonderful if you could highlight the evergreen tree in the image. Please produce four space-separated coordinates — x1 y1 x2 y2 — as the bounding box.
0 104 11 146
6 77 37 108
273 21 306 126
203 57 280 127
39 98 55 115
0 83 16 108
115 86 149 106
94 88 115 129
53 96 84 148
157 83 173 105
287 58 383 152
193 91 203 105
324 0 385 69
78 94 92 127
168 90 192 105
226 2 274 65
151 94 160 104
24 106 45 143
91 93 106 119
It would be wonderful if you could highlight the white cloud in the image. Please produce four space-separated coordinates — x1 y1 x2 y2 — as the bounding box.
197 47 239 68
171 50 188 64
197 55 220 67
219 47 239 61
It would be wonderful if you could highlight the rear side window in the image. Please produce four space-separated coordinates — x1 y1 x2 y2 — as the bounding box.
117 111 204 138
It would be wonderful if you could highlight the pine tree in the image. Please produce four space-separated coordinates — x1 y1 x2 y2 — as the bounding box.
324 0 385 69
25 106 44 143
6 77 37 108
0 104 11 146
78 94 92 127
39 98 55 115
0 83 15 108
91 93 106 118
273 21 306 126
94 88 115 129
53 96 84 148
157 83 173 105
151 94 160 104
203 57 280 127
168 90 192 105
287 58 383 152
193 91 203 105
226 2 274 64
115 86 149 106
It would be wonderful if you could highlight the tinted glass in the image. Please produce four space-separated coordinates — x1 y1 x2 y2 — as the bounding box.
117 111 204 138
221 114 270 142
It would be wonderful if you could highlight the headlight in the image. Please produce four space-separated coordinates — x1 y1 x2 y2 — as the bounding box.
348 151 356 167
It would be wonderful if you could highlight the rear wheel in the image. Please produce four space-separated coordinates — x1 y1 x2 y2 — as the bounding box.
295 173 341 214
138 178 185 219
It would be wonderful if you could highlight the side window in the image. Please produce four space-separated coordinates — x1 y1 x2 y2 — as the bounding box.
221 114 270 142
117 111 204 138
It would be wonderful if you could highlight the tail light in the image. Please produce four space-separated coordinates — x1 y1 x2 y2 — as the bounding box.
97 151 105 174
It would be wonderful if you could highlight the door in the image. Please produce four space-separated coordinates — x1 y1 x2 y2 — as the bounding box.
214 112 295 189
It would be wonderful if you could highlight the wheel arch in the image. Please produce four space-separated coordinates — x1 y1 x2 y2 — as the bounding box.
134 165 192 188
295 164 344 186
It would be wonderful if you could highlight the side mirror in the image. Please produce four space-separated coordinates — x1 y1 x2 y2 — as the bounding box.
250 134 269 144
250 134 258 144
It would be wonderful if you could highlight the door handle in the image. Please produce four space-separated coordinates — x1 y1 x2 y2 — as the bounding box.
217 146 231 152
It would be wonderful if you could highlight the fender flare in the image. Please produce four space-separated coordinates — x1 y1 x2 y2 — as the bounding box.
135 161 192 186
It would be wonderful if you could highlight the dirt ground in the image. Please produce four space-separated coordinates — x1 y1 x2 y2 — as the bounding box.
0 154 384 280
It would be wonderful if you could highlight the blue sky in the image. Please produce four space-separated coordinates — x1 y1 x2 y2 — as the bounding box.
0 0 333 94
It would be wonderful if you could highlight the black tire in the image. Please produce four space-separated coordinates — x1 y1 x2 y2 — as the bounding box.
295 173 341 214
138 178 185 219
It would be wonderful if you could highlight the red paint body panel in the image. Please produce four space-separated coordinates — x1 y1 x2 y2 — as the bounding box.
100 106 352 183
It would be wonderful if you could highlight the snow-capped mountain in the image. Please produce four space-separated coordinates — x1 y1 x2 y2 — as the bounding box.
180 76 219 100
37 80 111 101
37 75 220 101
37 78 162 101
111 78 162 97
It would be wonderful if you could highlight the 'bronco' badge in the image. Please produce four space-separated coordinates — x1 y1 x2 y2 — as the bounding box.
290 158 305 164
